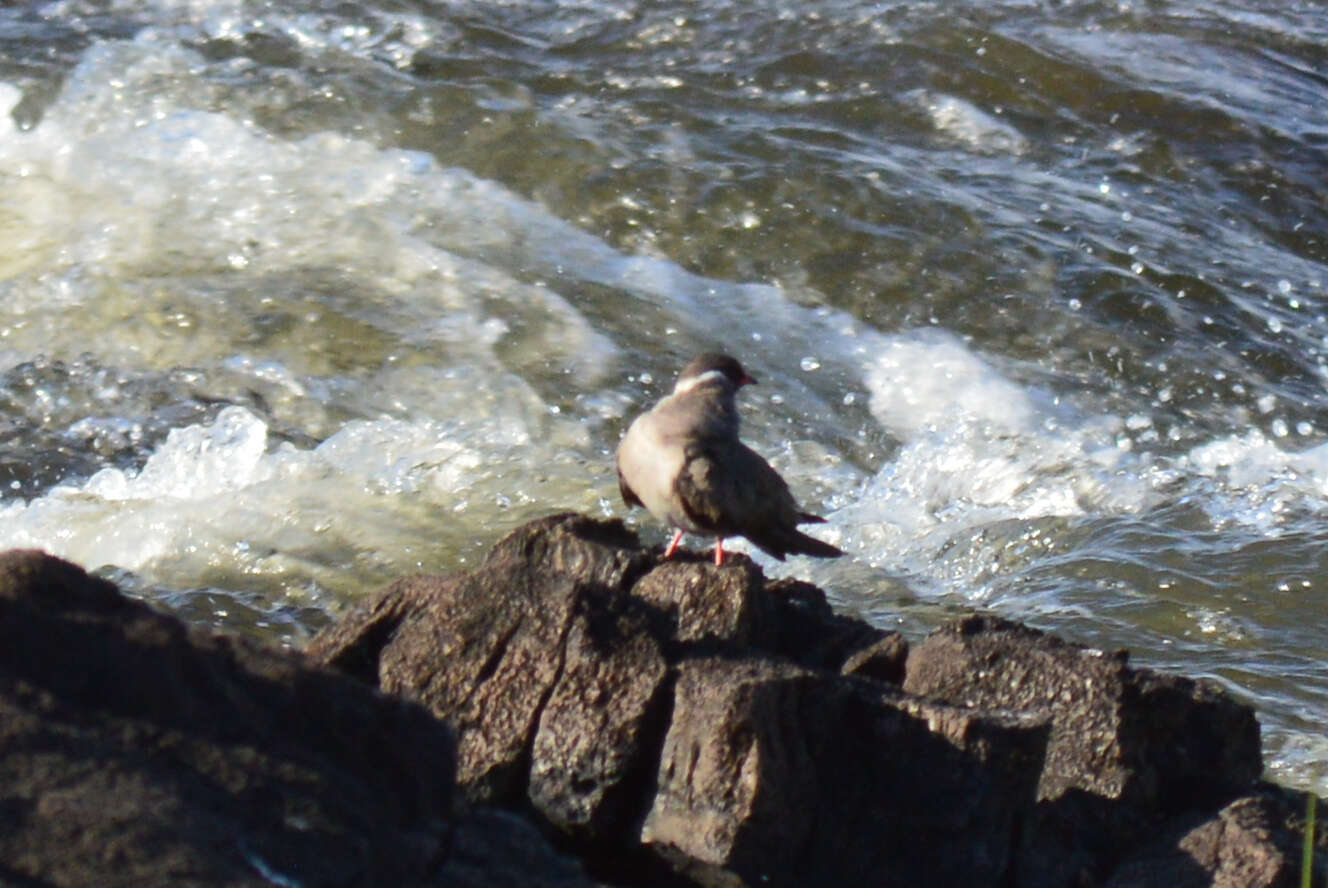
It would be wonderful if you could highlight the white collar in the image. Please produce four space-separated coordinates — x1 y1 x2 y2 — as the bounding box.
672 369 726 395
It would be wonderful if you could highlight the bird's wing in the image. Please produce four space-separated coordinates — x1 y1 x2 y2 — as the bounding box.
674 439 800 537
617 468 643 509
674 439 841 559
672 441 729 534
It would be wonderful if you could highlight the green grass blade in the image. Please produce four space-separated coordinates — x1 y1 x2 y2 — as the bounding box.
1302 792 1316 888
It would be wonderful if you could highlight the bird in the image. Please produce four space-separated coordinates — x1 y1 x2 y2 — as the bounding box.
616 352 843 566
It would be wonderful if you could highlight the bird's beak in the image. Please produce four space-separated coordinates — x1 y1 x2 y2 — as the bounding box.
741 373 757 386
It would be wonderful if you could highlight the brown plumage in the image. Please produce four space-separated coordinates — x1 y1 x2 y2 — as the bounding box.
616 353 843 565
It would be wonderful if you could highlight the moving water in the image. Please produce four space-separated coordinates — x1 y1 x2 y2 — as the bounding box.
1 0 1325 793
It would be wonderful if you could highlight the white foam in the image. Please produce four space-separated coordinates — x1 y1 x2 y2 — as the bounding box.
904 89 1029 155
0 408 287 569
793 326 1328 603
80 406 273 502
0 402 597 585
1186 429 1328 529
864 328 1036 438
800 329 1175 593
6 32 1328 614
0 38 847 413
0 38 616 391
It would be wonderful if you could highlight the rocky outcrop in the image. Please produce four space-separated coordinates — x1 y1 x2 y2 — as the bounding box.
640 658 1045 886
0 548 592 887
1104 785 1322 888
310 514 1027 885
904 615 1265 887
2 514 1321 887
306 513 1312 887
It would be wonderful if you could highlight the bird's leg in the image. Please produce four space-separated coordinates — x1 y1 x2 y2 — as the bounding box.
713 537 725 566
664 529 684 559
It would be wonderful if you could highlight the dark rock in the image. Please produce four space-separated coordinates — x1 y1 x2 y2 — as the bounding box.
439 807 597 887
0 548 456 887
529 601 671 842
903 614 1264 886
632 556 775 648
629 561 891 676
307 513 652 806
310 569 563 804
642 657 1048 887
763 577 897 675
308 512 670 848
1105 784 1325 888
840 630 909 684
1 508 1291 888
310 516 1048 884
301 514 1284 888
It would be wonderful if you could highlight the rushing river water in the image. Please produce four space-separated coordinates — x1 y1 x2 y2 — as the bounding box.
1 0 1325 793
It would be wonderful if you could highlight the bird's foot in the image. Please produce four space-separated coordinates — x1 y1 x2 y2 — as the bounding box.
664 529 684 559
713 538 725 566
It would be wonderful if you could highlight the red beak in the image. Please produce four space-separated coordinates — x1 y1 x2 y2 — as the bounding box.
740 374 757 386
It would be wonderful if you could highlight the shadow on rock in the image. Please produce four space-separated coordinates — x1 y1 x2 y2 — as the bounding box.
0 548 592 887
307 512 1279 886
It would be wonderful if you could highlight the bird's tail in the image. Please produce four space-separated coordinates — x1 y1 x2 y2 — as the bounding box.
785 528 843 559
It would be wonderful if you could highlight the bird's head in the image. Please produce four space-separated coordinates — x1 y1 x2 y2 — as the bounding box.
674 353 757 394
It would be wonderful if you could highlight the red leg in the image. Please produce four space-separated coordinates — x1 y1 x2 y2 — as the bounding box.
664 529 684 558
713 537 725 566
